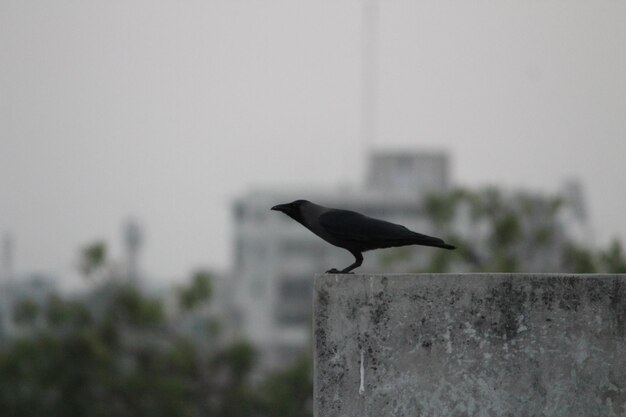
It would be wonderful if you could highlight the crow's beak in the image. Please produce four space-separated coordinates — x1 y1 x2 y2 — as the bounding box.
271 204 288 213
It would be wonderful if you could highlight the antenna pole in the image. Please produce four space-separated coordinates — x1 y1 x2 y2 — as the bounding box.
361 0 379 171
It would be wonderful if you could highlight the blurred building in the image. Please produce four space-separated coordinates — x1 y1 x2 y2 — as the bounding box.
366 150 449 194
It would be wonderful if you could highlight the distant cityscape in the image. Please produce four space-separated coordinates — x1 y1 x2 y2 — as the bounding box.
0 150 590 371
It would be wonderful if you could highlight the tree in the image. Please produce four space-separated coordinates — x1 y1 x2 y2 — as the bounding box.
13 299 39 326
178 270 213 311
598 239 626 273
0 240 316 417
79 241 107 277
258 355 313 417
421 187 625 273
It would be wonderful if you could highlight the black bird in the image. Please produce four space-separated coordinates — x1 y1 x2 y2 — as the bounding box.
271 200 455 274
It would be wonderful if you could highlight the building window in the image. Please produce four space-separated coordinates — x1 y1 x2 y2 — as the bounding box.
274 277 312 327
275 310 310 327
278 278 312 300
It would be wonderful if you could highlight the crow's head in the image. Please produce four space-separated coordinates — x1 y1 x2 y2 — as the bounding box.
271 200 310 222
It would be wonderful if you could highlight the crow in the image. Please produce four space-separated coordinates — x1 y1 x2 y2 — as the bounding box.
271 199 455 273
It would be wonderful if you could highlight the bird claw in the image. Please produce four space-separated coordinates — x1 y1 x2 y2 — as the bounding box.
325 268 354 274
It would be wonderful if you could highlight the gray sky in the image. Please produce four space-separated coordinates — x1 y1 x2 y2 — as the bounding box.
1 0 625 285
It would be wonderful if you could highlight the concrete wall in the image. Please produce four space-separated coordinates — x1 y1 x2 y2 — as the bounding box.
314 274 626 417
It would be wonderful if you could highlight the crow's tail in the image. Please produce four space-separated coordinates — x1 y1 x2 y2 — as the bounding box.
410 233 456 250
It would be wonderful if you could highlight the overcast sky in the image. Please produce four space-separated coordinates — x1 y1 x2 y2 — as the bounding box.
1 0 625 286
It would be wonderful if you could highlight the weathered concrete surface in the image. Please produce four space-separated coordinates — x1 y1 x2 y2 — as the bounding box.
314 274 626 417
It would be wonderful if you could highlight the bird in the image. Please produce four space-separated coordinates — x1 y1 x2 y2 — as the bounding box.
271 199 455 274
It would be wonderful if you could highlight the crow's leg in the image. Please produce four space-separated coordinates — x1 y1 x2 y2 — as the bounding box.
342 252 363 273
325 252 363 274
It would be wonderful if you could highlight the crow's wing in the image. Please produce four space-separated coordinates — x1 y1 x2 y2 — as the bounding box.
318 209 454 250
318 209 448 252
319 209 411 240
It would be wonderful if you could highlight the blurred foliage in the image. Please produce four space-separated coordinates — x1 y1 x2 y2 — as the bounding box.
178 270 213 311
258 355 313 417
379 246 411 269
0 242 312 417
13 299 39 326
46 295 92 328
598 240 626 273
113 285 164 327
422 187 626 273
79 241 107 277
424 191 460 228
562 244 597 273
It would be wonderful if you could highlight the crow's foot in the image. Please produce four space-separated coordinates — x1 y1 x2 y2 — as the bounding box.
325 268 354 274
